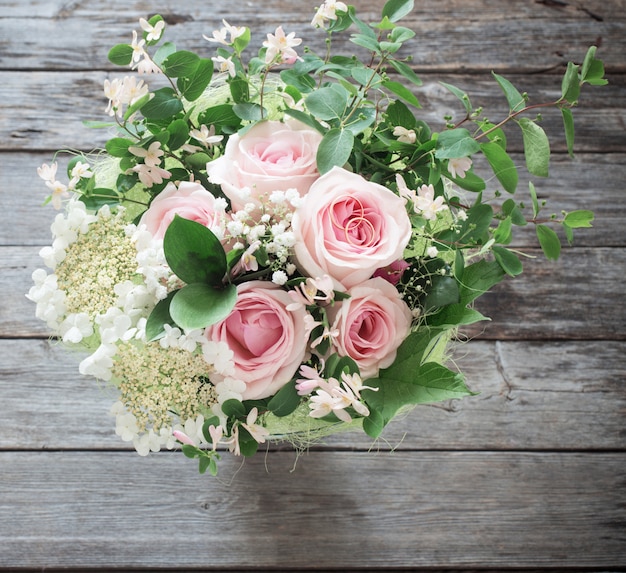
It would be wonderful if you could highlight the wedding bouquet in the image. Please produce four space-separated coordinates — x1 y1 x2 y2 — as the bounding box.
28 0 606 476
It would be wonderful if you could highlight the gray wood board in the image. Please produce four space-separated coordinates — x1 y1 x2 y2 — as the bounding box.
1 0 624 72
0 451 624 569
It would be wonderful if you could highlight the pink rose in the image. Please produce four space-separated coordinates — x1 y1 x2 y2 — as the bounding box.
327 277 412 379
139 181 227 240
291 167 412 290
206 119 322 211
205 281 309 400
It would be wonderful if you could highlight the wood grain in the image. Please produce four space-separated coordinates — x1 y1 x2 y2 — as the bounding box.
0 451 624 569
0 1 624 571
1 0 624 72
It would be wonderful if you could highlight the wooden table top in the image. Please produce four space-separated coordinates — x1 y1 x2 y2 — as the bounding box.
0 0 624 570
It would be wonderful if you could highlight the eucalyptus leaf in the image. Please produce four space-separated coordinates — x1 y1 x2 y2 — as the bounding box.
389 59 422 86
305 85 348 120
316 128 354 174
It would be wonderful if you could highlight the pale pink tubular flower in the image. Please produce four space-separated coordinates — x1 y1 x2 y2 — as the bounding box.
172 430 196 446
130 30 146 64
263 26 302 65
242 408 270 444
208 424 223 451
312 0 348 28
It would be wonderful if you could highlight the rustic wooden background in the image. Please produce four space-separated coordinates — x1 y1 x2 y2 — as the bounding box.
1 0 625 570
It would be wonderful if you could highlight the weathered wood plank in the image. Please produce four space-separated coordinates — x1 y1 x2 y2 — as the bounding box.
4 151 625 248
1 71 624 152
1 0 624 72
1 338 624 451
0 451 624 569
5 246 626 340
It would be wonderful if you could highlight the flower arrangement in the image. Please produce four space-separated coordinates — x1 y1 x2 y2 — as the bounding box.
28 0 606 476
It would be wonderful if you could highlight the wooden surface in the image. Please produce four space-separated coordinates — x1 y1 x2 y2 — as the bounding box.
1 0 625 571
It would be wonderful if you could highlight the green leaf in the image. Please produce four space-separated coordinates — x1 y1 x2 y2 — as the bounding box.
170 282 237 330
561 61 581 104
317 128 355 174
423 275 459 311
105 137 132 158
79 188 119 211
435 128 480 159
233 102 266 121
237 426 259 457
198 456 211 475
305 85 348 120
221 399 246 418
162 50 199 77
141 87 183 120
267 382 301 417
563 209 594 228
198 104 241 132
528 181 540 219
517 118 550 177
177 58 214 102
363 408 385 438
458 259 506 305
108 43 133 66
493 216 513 244
185 152 211 169
390 26 416 43
232 26 251 53
440 81 472 116
536 224 561 260
123 92 151 121
350 34 381 53
492 246 523 276
580 46 608 85
163 215 228 285
386 99 417 128
501 198 527 226
364 361 471 427
492 72 525 112
153 42 176 67
561 107 575 157
382 0 415 22
428 305 489 329
351 67 383 88
166 119 190 150
389 59 422 86
145 292 176 342
480 141 518 193
383 80 421 108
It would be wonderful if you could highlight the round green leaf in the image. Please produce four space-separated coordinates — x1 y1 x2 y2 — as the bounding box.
169 282 237 331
